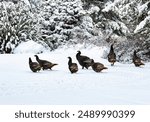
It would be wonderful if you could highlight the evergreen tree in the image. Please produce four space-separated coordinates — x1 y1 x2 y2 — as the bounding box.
0 1 34 53
35 0 84 50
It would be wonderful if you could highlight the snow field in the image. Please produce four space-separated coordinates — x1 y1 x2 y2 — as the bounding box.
0 46 150 105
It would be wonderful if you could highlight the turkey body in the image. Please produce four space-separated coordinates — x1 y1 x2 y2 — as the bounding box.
29 57 41 72
91 59 108 72
76 51 92 69
133 51 144 67
108 44 116 66
68 57 78 73
34 55 58 70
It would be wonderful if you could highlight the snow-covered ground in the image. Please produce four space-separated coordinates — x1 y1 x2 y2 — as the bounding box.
0 44 150 105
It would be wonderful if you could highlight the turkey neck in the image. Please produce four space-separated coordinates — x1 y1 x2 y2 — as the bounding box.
29 58 32 64
110 45 114 52
133 51 138 59
35 55 40 62
68 58 72 66
76 52 81 60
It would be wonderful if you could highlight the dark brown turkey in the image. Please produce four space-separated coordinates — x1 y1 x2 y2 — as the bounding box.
108 44 116 66
76 51 92 69
29 57 41 72
68 57 78 73
91 59 108 72
34 55 58 70
133 51 145 67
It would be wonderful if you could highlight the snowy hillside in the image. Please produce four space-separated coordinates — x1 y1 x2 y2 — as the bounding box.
0 45 150 105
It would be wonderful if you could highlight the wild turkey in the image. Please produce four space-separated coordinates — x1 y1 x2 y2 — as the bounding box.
91 59 108 72
34 55 58 70
108 44 116 66
76 51 92 69
68 57 78 73
29 57 41 72
133 51 145 67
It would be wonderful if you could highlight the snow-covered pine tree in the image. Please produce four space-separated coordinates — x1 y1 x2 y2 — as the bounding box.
133 0 150 61
0 1 34 53
113 0 150 62
81 0 129 43
90 0 150 62
34 0 85 50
